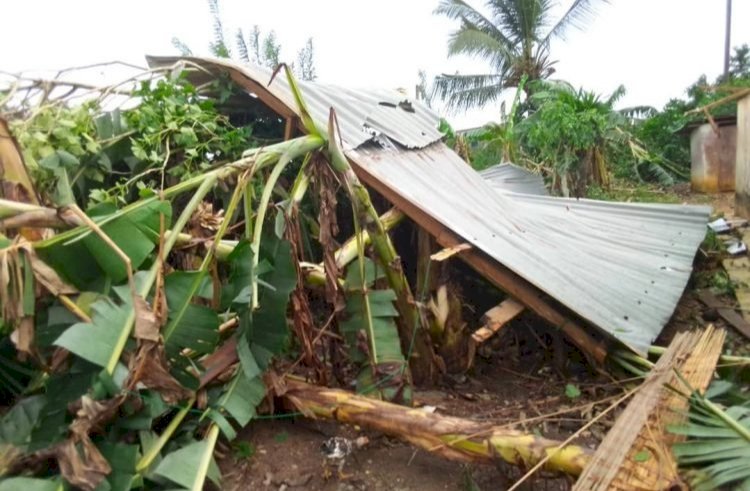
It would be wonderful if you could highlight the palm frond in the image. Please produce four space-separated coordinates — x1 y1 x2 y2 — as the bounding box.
670 383 750 491
635 162 676 186
433 73 505 111
206 0 230 58
171 37 193 56
606 84 626 106
435 0 514 47
492 0 547 45
543 0 609 43
447 22 516 69
619 105 658 119
235 29 250 63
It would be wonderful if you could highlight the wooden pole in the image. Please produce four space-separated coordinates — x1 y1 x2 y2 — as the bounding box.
724 0 733 78
736 95 750 218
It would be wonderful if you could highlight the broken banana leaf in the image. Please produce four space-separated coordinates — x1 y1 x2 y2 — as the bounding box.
341 257 409 401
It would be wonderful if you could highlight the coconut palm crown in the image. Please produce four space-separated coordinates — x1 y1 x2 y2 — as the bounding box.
434 0 607 111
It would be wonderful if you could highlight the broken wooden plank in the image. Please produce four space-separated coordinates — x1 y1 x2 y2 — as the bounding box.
430 243 471 262
696 290 750 340
722 257 750 329
573 325 725 490
471 298 525 344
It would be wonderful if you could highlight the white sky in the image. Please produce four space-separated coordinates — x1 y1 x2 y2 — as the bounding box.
3 0 749 129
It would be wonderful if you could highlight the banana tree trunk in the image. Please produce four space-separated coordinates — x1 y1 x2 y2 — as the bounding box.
281 379 591 476
326 142 440 383
322 113 440 383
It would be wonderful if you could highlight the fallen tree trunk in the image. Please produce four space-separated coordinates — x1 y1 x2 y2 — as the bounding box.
280 378 592 476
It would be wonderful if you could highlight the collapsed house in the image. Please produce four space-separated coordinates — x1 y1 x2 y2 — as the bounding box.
149 55 710 361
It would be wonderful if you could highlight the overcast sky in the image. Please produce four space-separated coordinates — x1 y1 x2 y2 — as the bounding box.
3 0 749 129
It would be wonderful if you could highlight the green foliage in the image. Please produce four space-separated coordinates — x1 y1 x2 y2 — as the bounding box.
564 384 581 400
231 441 256 459
0 395 46 447
467 77 527 170
463 80 687 193
126 76 251 181
273 431 288 443
12 102 107 204
6 73 250 208
584 182 682 203
0 54 418 490
730 43 750 78
633 45 750 182
236 26 281 70
152 439 221 489
53 297 132 368
36 199 170 286
709 270 735 297
0 478 61 491
514 82 625 194
340 258 407 399
207 0 231 58
633 450 651 463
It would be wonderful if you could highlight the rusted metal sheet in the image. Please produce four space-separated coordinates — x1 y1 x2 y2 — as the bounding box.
690 122 737 192
736 95 750 217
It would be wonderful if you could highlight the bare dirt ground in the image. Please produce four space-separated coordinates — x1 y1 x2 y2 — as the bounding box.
217 335 607 491
216 317 637 491
216 189 747 491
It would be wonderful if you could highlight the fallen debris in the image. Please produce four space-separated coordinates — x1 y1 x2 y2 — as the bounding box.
471 298 525 344
430 243 472 262
696 290 750 340
708 217 732 233
722 256 750 328
725 238 747 255
573 325 725 490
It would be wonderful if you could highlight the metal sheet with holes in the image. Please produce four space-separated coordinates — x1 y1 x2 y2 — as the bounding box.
350 142 710 353
479 163 549 196
146 56 442 150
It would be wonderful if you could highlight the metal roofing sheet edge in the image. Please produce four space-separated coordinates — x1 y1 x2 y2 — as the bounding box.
349 141 710 353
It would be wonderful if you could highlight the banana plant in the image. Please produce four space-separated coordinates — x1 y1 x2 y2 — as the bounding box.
340 257 409 402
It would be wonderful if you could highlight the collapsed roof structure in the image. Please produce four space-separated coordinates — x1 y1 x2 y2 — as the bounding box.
148 56 710 359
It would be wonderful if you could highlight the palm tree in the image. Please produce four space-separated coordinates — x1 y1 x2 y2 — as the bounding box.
433 0 607 111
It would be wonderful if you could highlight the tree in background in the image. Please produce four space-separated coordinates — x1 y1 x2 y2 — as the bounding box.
172 0 317 81
415 70 434 108
517 81 623 196
730 43 749 79
635 42 750 178
433 0 607 111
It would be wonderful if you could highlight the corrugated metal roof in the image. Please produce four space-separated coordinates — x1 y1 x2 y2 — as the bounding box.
147 55 711 353
350 142 710 353
146 56 443 150
480 163 549 196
